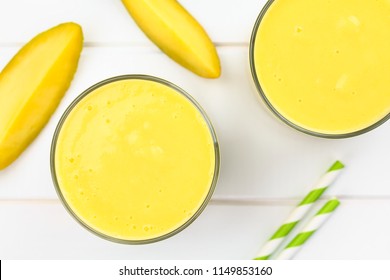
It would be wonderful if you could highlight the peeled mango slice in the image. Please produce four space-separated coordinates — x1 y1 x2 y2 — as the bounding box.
122 0 221 78
0 22 83 170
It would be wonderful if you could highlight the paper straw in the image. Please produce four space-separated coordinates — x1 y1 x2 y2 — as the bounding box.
254 161 344 260
275 198 340 260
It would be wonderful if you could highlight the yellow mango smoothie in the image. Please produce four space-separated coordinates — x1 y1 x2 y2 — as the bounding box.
51 76 219 243
251 0 390 137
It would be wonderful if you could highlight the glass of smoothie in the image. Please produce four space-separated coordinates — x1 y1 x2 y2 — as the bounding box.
250 0 390 138
51 75 219 244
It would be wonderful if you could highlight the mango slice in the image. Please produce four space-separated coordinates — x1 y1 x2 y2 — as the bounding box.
0 23 83 170
122 0 221 78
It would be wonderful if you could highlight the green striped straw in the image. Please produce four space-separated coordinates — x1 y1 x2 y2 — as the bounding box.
254 161 344 260
275 198 340 260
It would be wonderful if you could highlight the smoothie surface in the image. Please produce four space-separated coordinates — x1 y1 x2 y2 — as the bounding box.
54 78 216 241
254 0 390 134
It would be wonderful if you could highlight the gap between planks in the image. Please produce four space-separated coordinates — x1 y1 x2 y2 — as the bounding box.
0 42 249 48
1 195 390 206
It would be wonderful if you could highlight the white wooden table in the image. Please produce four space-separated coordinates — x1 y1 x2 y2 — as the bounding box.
1 0 389 260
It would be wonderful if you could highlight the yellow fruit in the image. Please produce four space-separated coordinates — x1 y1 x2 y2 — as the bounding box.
122 0 221 78
0 22 83 170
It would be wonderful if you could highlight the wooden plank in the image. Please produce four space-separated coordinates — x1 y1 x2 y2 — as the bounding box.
1 46 390 199
0 199 388 259
0 0 265 45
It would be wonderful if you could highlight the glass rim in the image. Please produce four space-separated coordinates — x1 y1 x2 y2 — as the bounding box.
249 0 390 139
50 74 220 244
